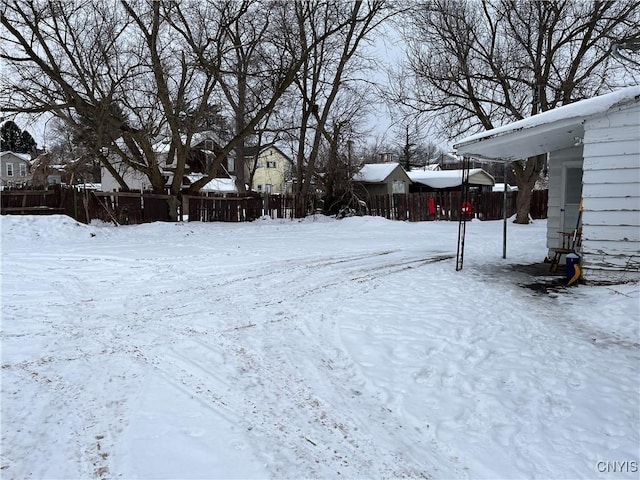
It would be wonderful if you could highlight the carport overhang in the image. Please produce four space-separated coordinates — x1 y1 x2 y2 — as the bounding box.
454 87 640 160
454 117 585 161
452 116 586 266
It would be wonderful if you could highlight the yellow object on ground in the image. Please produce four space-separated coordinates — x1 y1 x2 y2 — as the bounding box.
567 264 581 286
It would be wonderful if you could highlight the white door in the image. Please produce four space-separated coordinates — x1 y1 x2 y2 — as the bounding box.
561 163 583 233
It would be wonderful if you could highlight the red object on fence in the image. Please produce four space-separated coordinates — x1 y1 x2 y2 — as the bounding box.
427 197 436 216
461 201 473 219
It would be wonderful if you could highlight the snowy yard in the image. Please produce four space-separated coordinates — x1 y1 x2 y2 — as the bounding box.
1 214 638 479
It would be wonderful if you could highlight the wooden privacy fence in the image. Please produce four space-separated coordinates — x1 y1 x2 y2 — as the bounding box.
0 188 65 215
185 193 318 222
92 191 173 224
1 186 547 224
0 187 320 224
366 190 548 222
185 194 262 222
0 186 173 225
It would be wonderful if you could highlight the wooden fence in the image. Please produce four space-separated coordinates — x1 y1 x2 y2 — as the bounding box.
0 186 173 225
185 193 319 222
367 190 547 222
1 186 547 224
0 188 65 215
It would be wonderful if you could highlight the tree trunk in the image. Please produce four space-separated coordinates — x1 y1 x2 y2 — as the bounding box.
512 154 545 224
167 195 180 222
234 71 247 193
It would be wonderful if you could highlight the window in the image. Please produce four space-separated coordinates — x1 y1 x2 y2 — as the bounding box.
266 161 276 168
19 163 27 177
392 180 406 194
265 184 272 193
257 184 263 192
257 161 264 168
227 158 235 173
6 163 14 177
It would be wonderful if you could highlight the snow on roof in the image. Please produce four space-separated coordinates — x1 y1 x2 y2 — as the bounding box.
153 131 221 154
201 178 237 193
353 163 401 183
186 174 238 193
417 163 441 171
0 151 32 163
492 183 518 192
73 183 102 191
407 168 495 188
454 85 640 160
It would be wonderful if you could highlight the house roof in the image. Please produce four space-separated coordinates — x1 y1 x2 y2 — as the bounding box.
0 151 32 164
454 85 640 161
153 131 222 154
244 144 293 163
186 173 238 193
407 168 495 188
353 162 403 183
422 163 441 171
492 183 518 192
201 177 237 193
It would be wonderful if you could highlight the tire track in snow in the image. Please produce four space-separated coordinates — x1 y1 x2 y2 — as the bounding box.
3 242 456 478
96 249 455 478
198 251 459 477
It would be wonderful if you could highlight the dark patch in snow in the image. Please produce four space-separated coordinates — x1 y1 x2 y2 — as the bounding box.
519 278 572 295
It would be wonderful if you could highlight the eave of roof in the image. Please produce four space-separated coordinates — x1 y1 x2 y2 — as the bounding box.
454 85 640 162
353 162 402 183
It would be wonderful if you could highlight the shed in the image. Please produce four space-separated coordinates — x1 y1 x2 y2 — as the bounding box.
454 86 640 281
352 162 412 198
407 168 495 192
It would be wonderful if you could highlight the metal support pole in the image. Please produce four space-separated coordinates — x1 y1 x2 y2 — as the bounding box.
502 162 508 259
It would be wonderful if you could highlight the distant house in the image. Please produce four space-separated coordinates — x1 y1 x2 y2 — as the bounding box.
352 162 412 198
30 153 66 187
455 85 640 281
407 168 495 193
0 151 32 188
100 131 231 192
245 145 292 194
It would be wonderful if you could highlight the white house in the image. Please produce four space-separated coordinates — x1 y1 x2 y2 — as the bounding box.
454 86 640 281
100 131 231 192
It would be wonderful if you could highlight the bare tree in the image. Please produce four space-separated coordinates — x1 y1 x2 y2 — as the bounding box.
1 1 143 191
282 0 393 197
395 0 640 223
154 0 376 195
1 0 379 220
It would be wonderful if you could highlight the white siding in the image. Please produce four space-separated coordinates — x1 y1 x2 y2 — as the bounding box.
580 101 640 280
582 196 637 211
100 160 153 192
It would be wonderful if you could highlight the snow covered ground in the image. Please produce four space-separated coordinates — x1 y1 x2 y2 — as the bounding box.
1 214 638 480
